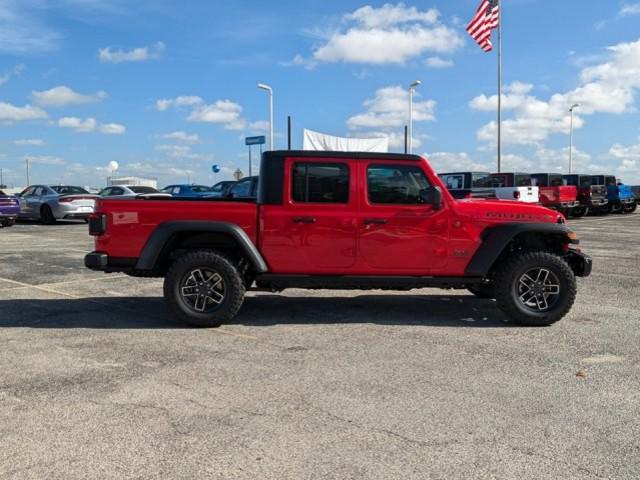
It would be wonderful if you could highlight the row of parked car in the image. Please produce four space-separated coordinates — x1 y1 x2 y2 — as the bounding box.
0 177 260 227
439 171 639 218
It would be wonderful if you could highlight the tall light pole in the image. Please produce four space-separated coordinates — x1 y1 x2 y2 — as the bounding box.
408 80 421 154
25 157 31 186
569 103 580 174
257 83 274 151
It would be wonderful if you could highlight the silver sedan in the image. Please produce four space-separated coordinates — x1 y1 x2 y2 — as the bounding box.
98 185 171 199
17 185 98 224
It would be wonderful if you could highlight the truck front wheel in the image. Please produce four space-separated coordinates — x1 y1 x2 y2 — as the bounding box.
164 250 246 327
494 251 576 326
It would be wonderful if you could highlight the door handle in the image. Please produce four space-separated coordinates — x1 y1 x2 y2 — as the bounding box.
293 216 316 224
363 218 387 225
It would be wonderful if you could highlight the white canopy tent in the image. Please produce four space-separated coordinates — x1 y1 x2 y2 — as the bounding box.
302 129 389 153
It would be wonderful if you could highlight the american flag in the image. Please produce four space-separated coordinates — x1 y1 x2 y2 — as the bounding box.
467 0 500 52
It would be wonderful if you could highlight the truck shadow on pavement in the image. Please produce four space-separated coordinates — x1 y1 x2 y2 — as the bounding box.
0 294 512 329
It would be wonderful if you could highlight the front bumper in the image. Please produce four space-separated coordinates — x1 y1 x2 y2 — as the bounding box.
565 250 592 278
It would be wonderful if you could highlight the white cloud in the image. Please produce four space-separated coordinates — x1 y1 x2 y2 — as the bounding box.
0 102 47 121
14 139 45 146
24 155 65 166
619 3 640 16
425 151 491 174
425 56 453 69
472 38 640 146
280 54 318 70
98 41 165 63
248 120 269 132
309 3 463 65
0 64 25 86
187 99 247 130
32 85 107 107
156 95 203 111
156 144 213 161
98 123 126 134
58 117 125 134
58 117 97 132
160 131 200 143
348 85 435 130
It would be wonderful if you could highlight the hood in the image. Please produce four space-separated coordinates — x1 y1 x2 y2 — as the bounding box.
455 198 565 224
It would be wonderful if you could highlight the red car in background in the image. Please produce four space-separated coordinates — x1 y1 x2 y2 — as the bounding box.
531 173 579 217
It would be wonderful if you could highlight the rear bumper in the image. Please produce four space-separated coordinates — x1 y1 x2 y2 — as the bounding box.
85 252 108 270
53 203 95 219
590 198 608 206
85 251 137 273
565 250 592 278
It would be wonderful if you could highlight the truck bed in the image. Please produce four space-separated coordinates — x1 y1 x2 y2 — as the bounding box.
94 198 259 261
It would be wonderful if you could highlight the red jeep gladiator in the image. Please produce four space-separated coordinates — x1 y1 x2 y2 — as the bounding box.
86 151 592 327
531 173 580 217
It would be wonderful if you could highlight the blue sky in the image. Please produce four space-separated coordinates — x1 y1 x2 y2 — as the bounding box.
0 0 639 188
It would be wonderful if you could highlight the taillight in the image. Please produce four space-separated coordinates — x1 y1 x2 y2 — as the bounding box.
59 197 74 203
88 213 107 236
513 191 521 199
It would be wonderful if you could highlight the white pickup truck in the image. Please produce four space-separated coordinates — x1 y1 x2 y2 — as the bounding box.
490 172 539 204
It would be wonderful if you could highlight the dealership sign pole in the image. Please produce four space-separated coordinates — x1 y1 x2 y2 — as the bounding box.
245 136 266 177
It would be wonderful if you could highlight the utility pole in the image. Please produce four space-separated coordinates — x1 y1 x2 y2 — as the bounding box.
25 158 31 186
408 80 421 154
569 104 580 174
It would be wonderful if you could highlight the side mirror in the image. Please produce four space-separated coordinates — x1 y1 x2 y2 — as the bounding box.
419 186 443 209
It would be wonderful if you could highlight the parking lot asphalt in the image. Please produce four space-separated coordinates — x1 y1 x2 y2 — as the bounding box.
0 214 639 479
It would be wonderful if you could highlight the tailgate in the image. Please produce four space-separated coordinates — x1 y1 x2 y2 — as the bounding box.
558 186 577 203
517 186 538 203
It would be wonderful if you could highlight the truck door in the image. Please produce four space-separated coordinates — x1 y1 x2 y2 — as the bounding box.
259 157 358 274
356 160 449 274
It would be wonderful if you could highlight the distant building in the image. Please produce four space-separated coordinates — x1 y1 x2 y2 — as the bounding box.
107 176 158 189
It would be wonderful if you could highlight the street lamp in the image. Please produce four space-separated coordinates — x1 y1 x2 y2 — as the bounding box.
408 80 421 154
257 83 274 151
569 103 580 174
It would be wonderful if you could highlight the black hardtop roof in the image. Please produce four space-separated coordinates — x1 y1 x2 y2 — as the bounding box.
491 172 531 176
531 172 563 176
263 150 422 162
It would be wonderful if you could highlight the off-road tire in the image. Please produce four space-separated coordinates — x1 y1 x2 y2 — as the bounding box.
571 206 588 218
494 251 576 327
40 205 56 224
468 283 495 299
164 249 245 327
623 202 637 214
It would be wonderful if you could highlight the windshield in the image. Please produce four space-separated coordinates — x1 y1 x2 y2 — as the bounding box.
549 175 563 187
211 182 233 192
129 186 158 194
51 186 89 195
191 185 212 193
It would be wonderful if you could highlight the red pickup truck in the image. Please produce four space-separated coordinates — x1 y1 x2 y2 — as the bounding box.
86 151 591 327
531 173 579 217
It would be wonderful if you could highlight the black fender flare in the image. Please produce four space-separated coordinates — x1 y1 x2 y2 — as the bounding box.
465 223 577 277
135 221 268 273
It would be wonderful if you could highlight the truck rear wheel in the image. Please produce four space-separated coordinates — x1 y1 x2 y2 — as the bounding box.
571 206 588 218
164 250 246 327
494 251 576 327
623 202 637 214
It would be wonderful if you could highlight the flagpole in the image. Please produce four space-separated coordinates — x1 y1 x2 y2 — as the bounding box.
497 0 502 173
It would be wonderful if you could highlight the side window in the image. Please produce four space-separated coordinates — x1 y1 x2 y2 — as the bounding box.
22 186 36 197
367 165 430 205
112 187 124 195
33 187 45 196
441 174 463 190
291 163 349 203
173 187 181 195
100 188 111 196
